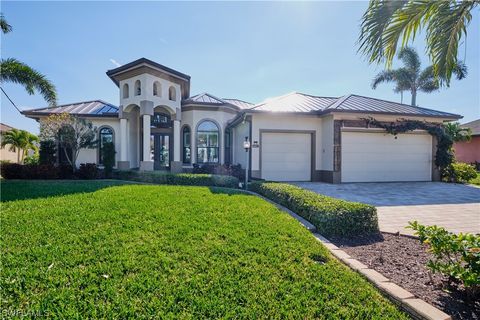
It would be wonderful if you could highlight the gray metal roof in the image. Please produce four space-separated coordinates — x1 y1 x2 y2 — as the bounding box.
22 100 119 117
223 98 255 109
251 92 338 112
184 93 226 104
325 94 461 118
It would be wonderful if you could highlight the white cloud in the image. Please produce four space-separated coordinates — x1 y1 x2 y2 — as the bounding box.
109 59 121 67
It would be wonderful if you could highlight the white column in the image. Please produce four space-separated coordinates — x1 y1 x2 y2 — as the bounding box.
173 120 181 162
143 115 151 161
120 118 128 161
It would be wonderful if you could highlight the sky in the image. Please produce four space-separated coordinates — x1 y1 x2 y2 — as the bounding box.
1 1 479 134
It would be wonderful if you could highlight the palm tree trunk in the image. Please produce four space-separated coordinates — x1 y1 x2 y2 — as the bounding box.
411 88 417 106
16 148 20 164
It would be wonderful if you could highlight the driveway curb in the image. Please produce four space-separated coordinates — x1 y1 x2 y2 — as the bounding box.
247 191 452 320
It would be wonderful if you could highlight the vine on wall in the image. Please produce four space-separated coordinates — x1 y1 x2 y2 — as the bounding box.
363 117 454 170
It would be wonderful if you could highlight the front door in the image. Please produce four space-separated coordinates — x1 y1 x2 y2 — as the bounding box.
151 133 171 170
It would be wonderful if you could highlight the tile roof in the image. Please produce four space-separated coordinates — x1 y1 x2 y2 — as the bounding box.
461 119 480 135
251 92 337 112
0 123 14 132
22 100 119 117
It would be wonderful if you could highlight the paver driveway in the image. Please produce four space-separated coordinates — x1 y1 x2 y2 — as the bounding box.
294 182 480 235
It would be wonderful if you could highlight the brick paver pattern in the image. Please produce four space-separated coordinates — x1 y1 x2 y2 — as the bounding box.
294 182 480 235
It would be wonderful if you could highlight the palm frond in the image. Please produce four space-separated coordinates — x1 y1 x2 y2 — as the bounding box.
0 58 57 106
397 46 421 73
0 13 12 34
371 69 397 89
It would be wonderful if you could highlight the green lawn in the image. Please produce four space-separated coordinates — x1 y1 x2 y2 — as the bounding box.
1 180 407 319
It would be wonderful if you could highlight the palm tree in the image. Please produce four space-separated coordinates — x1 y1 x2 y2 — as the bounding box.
1 129 39 163
0 14 57 106
372 47 467 106
444 122 471 143
358 1 478 85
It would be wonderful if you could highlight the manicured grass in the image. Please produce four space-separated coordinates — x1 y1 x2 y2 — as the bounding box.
469 172 480 186
1 180 407 319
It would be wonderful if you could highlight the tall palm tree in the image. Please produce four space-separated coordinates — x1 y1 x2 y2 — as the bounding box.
358 1 477 85
372 47 467 106
1 128 39 163
0 14 57 106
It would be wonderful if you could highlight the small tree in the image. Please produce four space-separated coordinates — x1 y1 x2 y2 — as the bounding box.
39 140 57 165
102 142 116 178
445 122 472 143
40 113 97 171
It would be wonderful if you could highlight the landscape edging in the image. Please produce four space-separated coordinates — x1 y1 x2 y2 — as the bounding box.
247 190 452 320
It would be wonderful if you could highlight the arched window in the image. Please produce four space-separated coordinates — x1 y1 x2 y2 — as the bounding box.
135 80 141 96
197 120 219 163
122 83 129 99
98 127 114 165
168 86 176 101
153 81 161 96
182 126 191 164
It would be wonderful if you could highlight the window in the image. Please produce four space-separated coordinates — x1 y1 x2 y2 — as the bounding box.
151 112 171 128
153 81 161 96
168 86 176 101
98 127 114 165
224 129 231 165
197 120 219 163
122 83 129 98
182 126 191 164
135 80 141 96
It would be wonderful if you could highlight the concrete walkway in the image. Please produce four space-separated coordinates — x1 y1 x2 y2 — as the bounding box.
293 182 480 235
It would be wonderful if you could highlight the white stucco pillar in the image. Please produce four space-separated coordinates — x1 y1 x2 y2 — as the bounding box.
120 118 128 161
143 115 151 162
173 119 181 162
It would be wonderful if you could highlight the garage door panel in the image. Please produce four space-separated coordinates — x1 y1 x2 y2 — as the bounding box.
261 132 311 182
342 132 432 183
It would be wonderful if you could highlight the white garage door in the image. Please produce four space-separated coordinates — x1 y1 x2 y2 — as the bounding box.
261 132 311 181
342 131 432 183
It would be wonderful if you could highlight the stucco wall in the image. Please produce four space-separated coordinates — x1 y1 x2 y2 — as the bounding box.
0 146 19 163
321 116 334 171
180 109 237 165
454 136 480 164
75 118 121 167
250 113 323 172
232 120 249 168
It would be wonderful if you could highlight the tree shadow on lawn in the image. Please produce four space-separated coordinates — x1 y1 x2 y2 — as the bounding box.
0 179 137 202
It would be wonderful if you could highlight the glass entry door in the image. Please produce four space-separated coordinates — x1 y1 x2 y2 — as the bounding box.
151 133 171 170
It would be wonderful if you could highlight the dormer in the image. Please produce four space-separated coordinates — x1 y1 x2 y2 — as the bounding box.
106 58 191 113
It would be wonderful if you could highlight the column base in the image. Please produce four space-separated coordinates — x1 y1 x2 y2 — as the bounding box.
170 161 183 173
140 161 154 171
117 161 130 170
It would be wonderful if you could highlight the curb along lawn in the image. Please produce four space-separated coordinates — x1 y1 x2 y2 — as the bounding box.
1 180 407 319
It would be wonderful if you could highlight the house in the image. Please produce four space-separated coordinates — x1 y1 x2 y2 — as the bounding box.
453 119 480 166
0 123 22 163
22 58 461 183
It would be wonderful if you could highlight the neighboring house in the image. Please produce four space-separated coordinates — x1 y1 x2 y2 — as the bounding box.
22 58 461 183
0 123 21 163
454 119 480 165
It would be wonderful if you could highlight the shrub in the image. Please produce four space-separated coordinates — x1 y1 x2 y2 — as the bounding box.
102 142 116 178
0 162 58 179
249 182 378 237
408 221 480 296
114 170 239 188
39 140 57 165
193 163 244 181
58 164 76 179
77 163 98 180
444 162 477 183
24 154 39 165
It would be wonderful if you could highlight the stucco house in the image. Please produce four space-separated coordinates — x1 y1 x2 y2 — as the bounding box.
0 123 21 163
22 58 461 183
454 119 480 166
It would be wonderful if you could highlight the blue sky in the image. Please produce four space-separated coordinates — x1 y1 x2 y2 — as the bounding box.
2 1 479 134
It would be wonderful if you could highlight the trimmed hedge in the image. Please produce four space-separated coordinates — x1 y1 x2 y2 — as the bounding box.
0 162 99 180
250 182 379 237
113 170 239 188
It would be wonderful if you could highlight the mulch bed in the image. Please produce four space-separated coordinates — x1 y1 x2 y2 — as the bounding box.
329 233 479 320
